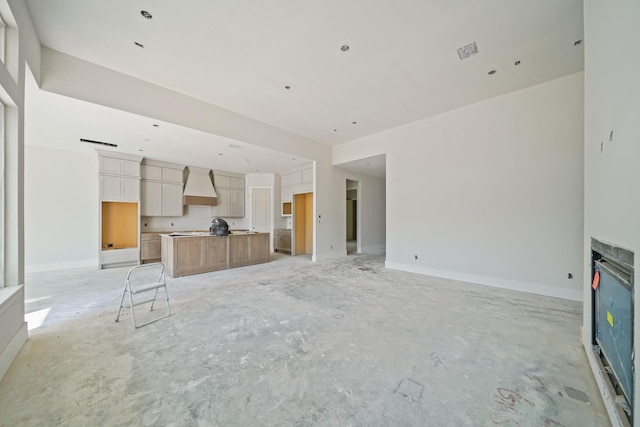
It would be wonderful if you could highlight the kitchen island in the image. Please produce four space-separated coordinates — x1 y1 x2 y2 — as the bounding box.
160 231 269 278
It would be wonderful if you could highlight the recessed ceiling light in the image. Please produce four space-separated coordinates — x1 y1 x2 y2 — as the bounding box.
292 157 296 160
140 10 152 19
144 138 150 141
574 39 583 46
488 69 497 75
218 153 223 156
138 149 144 152
153 124 159 127
333 129 337 132
352 121 357 125
284 85 291 90
341 45 350 52
134 42 144 49
457 42 478 60
514 60 521 66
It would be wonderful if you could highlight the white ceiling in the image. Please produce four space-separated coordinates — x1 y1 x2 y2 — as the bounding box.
23 0 583 177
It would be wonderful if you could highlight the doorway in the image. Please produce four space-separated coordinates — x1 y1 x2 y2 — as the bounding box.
346 180 359 255
251 188 271 233
294 192 313 255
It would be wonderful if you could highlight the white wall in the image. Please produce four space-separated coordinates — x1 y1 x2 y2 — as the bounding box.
583 1 640 425
24 145 98 272
335 73 584 300
1 0 42 382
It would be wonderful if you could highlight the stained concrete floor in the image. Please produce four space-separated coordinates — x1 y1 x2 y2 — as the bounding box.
0 252 610 426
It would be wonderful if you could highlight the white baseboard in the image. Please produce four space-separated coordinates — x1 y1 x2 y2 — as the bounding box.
384 261 582 301
313 250 348 262
25 258 97 273
0 322 27 382
361 244 386 254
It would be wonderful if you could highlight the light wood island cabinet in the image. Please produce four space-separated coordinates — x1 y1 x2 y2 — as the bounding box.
161 232 269 277
141 233 162 263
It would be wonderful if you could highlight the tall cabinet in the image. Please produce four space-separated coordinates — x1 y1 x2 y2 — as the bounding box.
97 150 143 269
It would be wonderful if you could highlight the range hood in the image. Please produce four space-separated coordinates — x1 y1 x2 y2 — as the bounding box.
183 166 218 206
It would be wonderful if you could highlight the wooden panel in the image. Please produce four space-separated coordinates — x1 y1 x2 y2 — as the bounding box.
141 239 161 262
282 202 292 215
305 193 313 255
206 236 229 270
175 237 205 272
162 233 269 277
250 234 270 264
161 235 175 277
294 193 306 255
102 202 138 249
229 235 250 267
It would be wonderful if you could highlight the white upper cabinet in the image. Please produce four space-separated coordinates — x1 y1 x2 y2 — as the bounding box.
162 183 185 216
213 171 245 218
100 157 141 178
140 180 162 216
98 151 143 202
140 160 185 217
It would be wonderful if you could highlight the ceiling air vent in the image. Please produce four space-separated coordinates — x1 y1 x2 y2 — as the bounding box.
457 42 479 60
80 138 117 148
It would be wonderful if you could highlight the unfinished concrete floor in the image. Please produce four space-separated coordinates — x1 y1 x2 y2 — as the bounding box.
1 253 610 426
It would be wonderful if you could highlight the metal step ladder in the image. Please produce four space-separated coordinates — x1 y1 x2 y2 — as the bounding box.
116 262 171 329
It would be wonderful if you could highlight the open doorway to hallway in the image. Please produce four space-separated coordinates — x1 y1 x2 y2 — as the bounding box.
346 179 359 255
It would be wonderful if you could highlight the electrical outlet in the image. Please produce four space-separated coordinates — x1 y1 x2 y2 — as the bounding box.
414 255 418 260
568 273 573 279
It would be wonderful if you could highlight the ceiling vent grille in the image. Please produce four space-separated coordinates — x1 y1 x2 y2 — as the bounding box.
457 42 479 60
80 138 117 148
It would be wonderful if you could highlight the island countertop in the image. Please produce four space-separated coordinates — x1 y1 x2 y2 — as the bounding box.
160 232 269 277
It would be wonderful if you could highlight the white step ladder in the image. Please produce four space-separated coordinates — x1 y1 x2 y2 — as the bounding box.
116 262 171 329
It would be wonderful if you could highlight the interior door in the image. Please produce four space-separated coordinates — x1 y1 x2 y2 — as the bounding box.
251 188 271 233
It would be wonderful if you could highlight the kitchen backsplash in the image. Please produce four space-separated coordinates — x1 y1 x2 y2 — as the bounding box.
142 205 249 232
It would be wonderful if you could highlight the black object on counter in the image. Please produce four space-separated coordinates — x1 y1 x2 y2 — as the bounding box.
209 218 229 236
